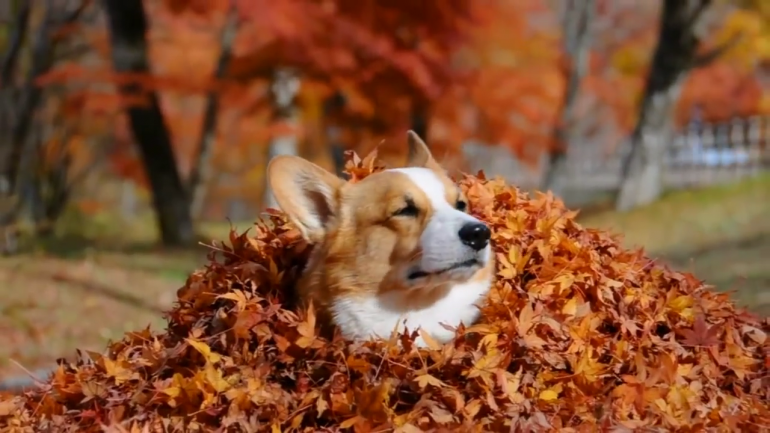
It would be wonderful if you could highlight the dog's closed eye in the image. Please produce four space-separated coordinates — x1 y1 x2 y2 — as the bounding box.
392 198 419 218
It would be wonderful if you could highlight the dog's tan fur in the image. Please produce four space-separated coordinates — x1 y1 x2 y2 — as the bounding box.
268 132 495 344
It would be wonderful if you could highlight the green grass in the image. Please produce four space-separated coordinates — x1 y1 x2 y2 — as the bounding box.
578 173 770 316
578 173 770 255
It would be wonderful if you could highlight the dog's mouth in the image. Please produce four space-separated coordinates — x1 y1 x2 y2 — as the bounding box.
407 259 480 280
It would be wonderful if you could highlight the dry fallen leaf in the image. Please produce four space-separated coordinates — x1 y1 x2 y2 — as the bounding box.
0 149 768 432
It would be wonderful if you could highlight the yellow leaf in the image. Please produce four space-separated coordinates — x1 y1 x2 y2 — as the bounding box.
468 351 505 380
414 374 447 389
518 302 535 335
340 416 364 429
517 248 534 274
162 386 181 398
464 323 499 335
539 389 560 401
103 358 133 385
297 302 317 339
668 295 694 311
295 336 316 349
553 274 575 292
667 295 694 320
290 413 304 429
499 367 522 398
562 297 578 316
574 347 604 382
204 363 231 393
186 338 222 364
217 290 248 311
464 399 482 418
479 332 498 351
316 396 329 415
498 267 516 280
418 328 442 351
507 245 521 276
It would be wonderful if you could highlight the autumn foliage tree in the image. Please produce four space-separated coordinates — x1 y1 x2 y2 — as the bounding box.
9 0 770 243
231 0 484 162
77 0 486 225
677 0 770 123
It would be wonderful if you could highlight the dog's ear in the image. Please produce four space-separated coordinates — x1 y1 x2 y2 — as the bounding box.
405 130 443 172
267 156 344 243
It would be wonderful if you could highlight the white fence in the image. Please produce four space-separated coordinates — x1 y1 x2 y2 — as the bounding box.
463 116 770 192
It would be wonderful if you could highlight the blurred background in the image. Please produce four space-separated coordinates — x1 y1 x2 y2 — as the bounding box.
1 0 769 386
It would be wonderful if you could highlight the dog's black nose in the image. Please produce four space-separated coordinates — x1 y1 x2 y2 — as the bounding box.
458 222 491 251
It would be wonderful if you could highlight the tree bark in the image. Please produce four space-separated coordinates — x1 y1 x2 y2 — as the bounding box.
1 1 52 254
102 0 194 246
410 102 429 142
541 0 594 197
0 1 32 237
0 0 30 87
616 0 732 211
264 68 300 210
324 91 347 176
188 6 238 219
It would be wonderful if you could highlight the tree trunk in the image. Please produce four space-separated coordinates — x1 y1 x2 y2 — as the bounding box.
410 102 429 142
0 0 30 87
0 1 53 253
0 0 31 254
102 0 194 246
264 68 300 210
615 83 684 211
324 91 347 176
541 0 595 196
616 0 731 211
188 6 238 219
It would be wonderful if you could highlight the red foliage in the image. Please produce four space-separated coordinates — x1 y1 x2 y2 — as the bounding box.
677 64 766 125
227 0 484 157
28 0 770 190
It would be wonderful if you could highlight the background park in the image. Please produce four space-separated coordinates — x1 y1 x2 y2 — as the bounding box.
0 0 769 395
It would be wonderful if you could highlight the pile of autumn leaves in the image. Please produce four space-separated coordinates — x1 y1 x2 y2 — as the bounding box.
1 155 769 432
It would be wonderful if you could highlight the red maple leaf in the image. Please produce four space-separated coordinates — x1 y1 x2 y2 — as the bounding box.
679 315 721 347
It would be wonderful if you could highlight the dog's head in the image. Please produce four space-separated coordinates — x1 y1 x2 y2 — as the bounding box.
267 132 493 298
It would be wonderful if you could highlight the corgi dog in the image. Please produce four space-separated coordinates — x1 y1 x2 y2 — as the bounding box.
266 131 495 347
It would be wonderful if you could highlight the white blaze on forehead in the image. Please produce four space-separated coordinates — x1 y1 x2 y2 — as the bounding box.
388 167 482 273
387 167 452 211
